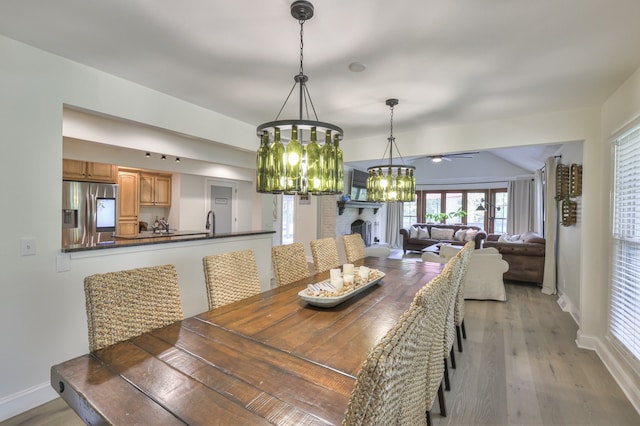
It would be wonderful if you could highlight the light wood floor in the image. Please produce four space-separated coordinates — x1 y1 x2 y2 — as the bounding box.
4 281 639 425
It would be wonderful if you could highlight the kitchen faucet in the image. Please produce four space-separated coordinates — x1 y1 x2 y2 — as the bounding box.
205 210 215 235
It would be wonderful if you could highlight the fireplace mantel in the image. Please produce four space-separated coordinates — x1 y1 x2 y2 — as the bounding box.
337 200 383 215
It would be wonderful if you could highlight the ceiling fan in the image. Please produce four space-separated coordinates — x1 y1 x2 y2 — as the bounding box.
424 152 479 163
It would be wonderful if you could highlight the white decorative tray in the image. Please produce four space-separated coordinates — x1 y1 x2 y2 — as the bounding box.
298 270 386 308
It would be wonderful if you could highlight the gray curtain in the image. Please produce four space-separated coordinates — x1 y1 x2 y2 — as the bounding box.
542 156 557 295
507 179 533 235
386 202 403 249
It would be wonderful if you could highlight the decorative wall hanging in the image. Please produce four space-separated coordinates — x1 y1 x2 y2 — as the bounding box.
561 198 577 226
570 163 582 196
555 163 570 201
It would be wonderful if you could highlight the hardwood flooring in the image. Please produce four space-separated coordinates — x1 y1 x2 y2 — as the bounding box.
4 281 639 425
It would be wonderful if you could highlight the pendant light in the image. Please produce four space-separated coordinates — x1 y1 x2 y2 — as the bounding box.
366 99 416 203
255 1 344 195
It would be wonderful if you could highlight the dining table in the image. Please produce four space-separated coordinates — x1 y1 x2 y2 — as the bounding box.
51 256 443 425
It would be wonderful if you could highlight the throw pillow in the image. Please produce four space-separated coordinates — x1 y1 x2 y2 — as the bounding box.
464 229 478 242
497 233 511 242
431 227 454 240
417 227 430 239
454 229 467 241
409 226 419 239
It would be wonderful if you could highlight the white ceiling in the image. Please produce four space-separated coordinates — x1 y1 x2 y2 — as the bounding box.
2 0 639 172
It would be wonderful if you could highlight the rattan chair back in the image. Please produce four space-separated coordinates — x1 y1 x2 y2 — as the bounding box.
454 241 475 327
343 303 431 425
203 249 261 309
84 264 183 352
272 242 310 287
413 269 452 410
310 237 340 274
343 233 366 263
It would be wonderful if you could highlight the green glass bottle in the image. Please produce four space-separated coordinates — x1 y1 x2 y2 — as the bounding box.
334 133 344 193
306 127 323 194
268 127 285 193
285 125 302 193
366 169 374 201
322 130 336 193
396 167 404 202
410 168 416 200
256 131 270 193
386 167 395 201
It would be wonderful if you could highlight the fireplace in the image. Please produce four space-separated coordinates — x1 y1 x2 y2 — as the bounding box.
351 219 372 246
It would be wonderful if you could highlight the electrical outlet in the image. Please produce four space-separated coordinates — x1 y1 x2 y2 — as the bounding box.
56 254 71 272
20 238 36 256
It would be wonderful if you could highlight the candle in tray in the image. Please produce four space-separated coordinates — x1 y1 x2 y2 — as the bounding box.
331 277 344 293
330 269 341 280
343 264 355 276
343 274 354 286
358 266 370 281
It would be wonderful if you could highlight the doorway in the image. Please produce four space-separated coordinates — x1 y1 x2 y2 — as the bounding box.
206 179 236 234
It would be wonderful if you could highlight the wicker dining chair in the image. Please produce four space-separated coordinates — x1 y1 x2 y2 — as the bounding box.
310 237 340 274
343 303 431 425
454 242 475 352
412 268 453 426
272 242 310 287
83 264 183 352
439 245 470 391
203 249 261 309
343 233 366 263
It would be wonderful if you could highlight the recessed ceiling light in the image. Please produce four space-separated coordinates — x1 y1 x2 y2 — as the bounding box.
348 62 367 72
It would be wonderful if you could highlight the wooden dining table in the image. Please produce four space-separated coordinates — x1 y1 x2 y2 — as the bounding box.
51 257 442 425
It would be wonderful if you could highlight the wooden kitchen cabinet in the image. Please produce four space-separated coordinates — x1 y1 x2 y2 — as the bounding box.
117 170 140 236
140 173 172 207
63 159 117 183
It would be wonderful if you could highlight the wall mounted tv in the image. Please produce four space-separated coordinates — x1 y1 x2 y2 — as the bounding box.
350 169 368 201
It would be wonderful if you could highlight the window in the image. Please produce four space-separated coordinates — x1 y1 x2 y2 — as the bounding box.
403 189 508 232
610 126 640 363
402 200 417 228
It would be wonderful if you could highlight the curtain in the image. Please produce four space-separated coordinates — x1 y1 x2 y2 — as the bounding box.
507 179 533 235
542 156 557 295
533 169 544 235
386 202 403 249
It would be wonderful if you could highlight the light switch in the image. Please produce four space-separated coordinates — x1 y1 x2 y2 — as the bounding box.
20 238 36 256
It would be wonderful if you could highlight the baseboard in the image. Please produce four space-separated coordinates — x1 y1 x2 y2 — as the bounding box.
593 337 640 415
557 292 580 326
0 381 58 422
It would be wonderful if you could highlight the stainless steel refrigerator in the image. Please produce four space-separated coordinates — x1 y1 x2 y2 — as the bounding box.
62 181 118 247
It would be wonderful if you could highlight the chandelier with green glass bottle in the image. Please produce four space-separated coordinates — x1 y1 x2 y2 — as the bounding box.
255 0 344 195
366 99 416 203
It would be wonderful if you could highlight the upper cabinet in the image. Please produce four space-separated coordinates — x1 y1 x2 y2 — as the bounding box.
63 159 117 183
140 172 172 207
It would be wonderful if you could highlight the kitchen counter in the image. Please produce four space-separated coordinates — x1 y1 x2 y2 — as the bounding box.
61 230 275 253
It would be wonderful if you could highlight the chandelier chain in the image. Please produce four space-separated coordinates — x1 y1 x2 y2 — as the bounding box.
299 20 305 76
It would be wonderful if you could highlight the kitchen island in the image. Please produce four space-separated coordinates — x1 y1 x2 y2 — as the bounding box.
59 230 276 316
61 230 274 253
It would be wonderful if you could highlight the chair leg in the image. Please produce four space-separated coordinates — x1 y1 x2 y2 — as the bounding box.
426 410 432 426
438 380 447 417
456 324 463 352
450 347 456 369
462 319 467 339
443 358 450 391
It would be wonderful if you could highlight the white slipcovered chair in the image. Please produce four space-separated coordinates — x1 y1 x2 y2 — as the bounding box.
422 244 508 302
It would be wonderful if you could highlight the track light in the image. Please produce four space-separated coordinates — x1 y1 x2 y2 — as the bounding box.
145 152 151 158
175 157 180 163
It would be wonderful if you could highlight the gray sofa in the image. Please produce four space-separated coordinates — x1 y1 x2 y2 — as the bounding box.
399 223 487 253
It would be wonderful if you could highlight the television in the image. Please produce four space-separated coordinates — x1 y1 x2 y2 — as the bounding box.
349 169 368 201
96 197 116 232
